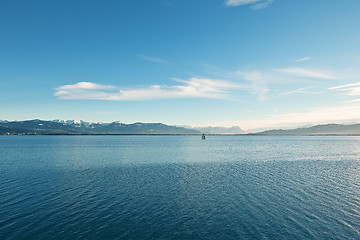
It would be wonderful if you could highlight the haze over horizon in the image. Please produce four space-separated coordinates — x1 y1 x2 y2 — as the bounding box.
1 0 360 131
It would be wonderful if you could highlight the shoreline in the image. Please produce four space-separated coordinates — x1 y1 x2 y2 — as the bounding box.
2 133 360 136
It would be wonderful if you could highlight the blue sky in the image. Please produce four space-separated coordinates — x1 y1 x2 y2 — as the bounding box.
1 0 360 131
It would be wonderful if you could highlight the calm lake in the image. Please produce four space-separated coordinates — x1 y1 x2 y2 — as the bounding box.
0 135 359 239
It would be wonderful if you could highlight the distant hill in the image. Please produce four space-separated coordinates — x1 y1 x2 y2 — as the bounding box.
254 123 360 135
0 119 200 135
193 126 245 134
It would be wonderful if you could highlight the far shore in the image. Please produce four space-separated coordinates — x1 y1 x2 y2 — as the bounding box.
2 133 360 136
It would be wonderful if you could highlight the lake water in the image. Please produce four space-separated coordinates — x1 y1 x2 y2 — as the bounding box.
0 135 359 239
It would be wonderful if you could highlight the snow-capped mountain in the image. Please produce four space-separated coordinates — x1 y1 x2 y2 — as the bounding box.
52 119 108 127
0 119 200 134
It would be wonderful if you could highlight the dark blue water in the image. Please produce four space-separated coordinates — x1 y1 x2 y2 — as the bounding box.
1 136 359 239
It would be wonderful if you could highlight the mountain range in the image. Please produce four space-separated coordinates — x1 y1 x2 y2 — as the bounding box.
0 119 249 135
0 119 199 135
193 126 245 134
254 123 360 135
1 120 360 135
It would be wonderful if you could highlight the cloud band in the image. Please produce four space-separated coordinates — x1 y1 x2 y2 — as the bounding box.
55 78 241 101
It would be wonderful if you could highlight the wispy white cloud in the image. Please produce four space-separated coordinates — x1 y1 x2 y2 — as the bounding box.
296 57 311 62
138 54 168 64
55 78 241 101
345 67 352 72
271 87 314 98
345 99 360 103
275 67 337 80
329 82 360 96
234 71 269 100
329 82 360 90
57 82 116 90
225 0 273 9
54 82 117 99
251 0 273 9
206 66 339 100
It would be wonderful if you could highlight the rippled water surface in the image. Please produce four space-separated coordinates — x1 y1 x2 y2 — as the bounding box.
1 135 360 239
